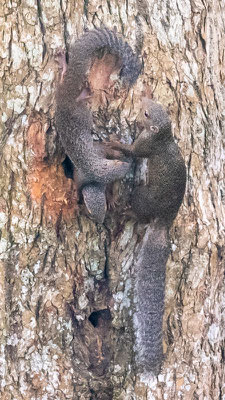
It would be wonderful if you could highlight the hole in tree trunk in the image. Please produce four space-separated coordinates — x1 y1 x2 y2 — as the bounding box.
88 309 111 328
62 156 74 179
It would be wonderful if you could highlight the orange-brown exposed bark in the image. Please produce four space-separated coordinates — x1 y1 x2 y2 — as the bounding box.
27 117 77 222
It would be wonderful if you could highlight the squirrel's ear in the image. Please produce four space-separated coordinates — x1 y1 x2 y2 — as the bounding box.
150 125 159 133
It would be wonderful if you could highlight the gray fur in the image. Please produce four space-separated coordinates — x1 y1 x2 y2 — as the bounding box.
134 224 170 373
106 100 186 373
55 28 141 222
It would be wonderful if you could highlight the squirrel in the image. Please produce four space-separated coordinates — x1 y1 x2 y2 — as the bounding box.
105 98 186 373
55 28 141 223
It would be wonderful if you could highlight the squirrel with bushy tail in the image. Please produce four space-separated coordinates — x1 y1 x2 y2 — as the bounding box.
107 97 186 373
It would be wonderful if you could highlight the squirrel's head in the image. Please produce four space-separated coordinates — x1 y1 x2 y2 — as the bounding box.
138 98 171 137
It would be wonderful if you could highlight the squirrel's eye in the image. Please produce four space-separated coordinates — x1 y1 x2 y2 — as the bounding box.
144 110 149 118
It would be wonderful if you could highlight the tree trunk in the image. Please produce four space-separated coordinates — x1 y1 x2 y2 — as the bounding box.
0 1 224 399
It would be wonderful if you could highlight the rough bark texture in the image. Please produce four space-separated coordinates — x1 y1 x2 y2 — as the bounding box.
0 1 224 399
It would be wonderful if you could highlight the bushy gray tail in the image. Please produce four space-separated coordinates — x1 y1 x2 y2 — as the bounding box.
133 225 170 374
66 27 141 91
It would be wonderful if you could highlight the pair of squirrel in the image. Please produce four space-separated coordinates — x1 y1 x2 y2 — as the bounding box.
55 28 186 374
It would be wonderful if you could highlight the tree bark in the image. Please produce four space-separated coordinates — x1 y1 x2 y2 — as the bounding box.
0 1 224 399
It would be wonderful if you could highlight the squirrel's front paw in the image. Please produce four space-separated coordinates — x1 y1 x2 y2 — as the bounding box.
104 141 132 158
101 141 125 160
104 141 122 150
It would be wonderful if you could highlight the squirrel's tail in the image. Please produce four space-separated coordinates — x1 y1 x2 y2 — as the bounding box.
133 224 170 374
66 27 141 93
